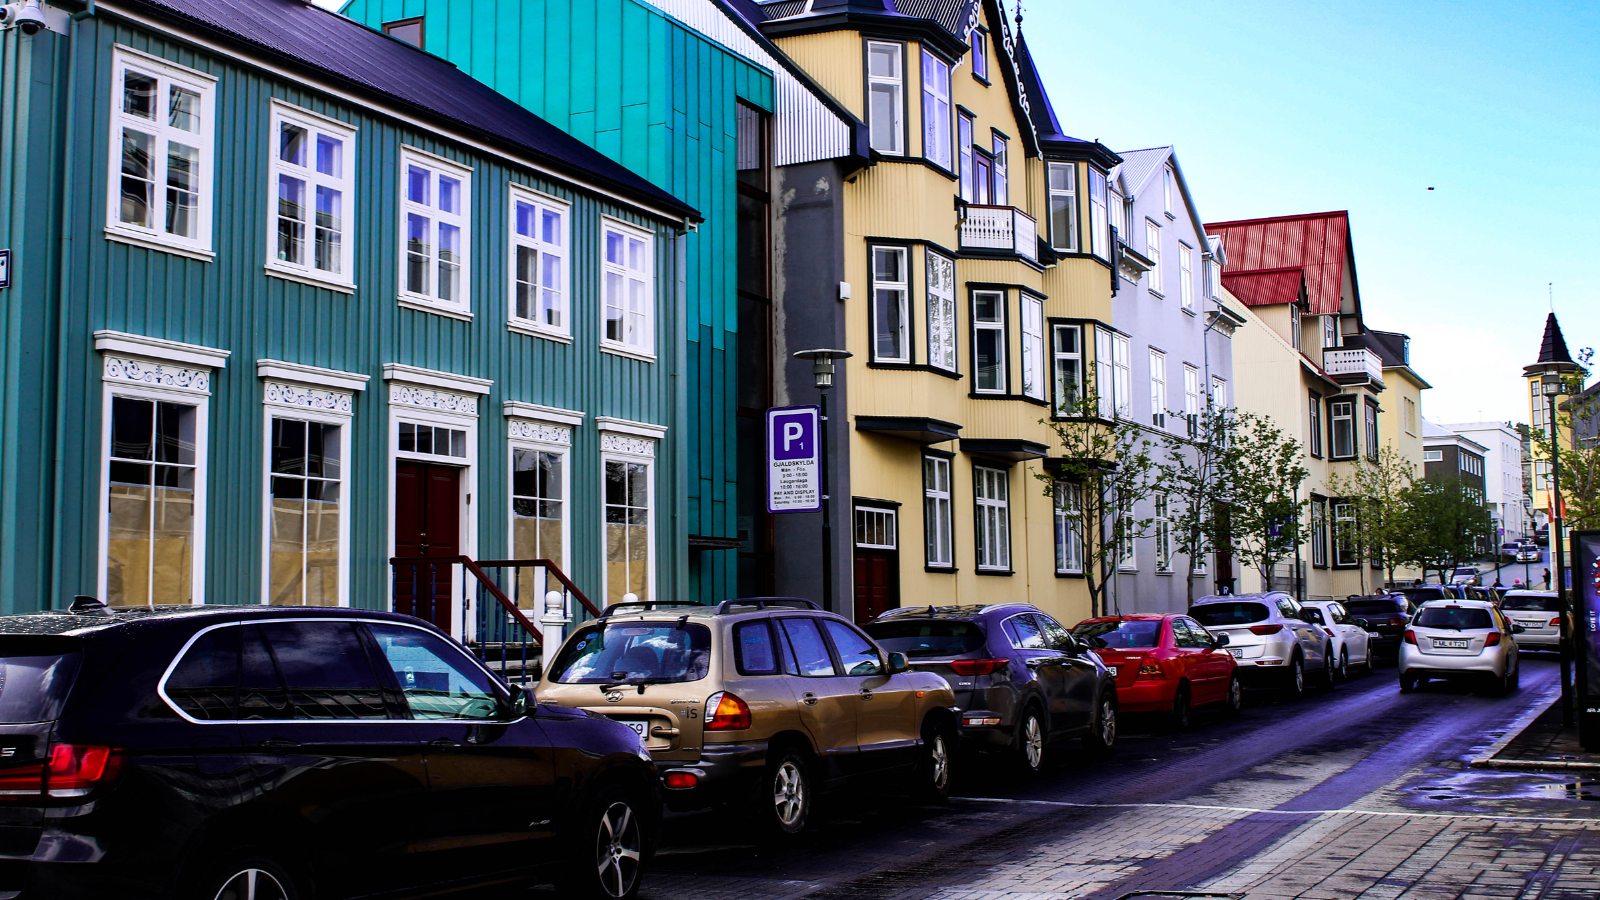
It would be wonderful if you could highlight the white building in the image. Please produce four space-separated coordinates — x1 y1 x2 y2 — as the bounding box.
1439 421 1528 541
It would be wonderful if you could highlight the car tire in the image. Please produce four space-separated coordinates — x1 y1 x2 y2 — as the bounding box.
1284 654 1307 699
1361 650 1375 676
1222 673 1244 716
1170 684 1192 731
1399 671 1420 693
186 848 303 900
755 748 812 837
1336 647 1349 682
1083 690 1118 755
1012 707 1047 775
1321 646 1337 688
559 782 649 899
917 719 954 802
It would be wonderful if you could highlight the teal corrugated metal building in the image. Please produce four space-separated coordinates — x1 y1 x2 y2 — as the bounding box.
0 0 703 622
340 0 776 605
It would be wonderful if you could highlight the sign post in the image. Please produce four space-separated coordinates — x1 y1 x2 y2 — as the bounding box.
766 406 821 514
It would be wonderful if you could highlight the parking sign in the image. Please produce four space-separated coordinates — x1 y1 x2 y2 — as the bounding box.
767 406 821 513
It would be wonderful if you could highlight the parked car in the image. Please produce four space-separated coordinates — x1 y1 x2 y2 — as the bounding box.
1300 600 1373 678
1070 614 1241 730
864 604 1118 775
1399 598 1524 694
539 599 959 835
1189 593 1334 697
1397 584 1463 607
1517 543 1542 564
1343 593 1418 658
1449 567 1482 587
1499 590 1563 651
1499 542 1522 561
0 601 659 900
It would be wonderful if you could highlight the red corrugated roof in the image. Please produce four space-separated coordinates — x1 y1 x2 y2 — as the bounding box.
1221 269 1304 308
1205 211 1350 315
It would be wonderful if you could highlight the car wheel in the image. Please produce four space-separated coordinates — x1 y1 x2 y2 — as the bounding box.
1336 646 1349 682
188 849 301 900
560 783 647 899
917 720 954 801
1170 684 1192 731
757 748 812 836
1361 649 1375 676
1321 646 1337 688
1223 673 1244 716
1012 707 1046 774
1399 671 1420 693
1284 654 1307 699
1083 690 1117 755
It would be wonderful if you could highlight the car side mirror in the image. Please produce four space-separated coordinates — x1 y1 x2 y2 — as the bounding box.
1213 632 1230 647
886 652 910 674
507 683 530 717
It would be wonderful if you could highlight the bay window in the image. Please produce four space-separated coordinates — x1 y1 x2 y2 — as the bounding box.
871 246 910 363
1311 499 1329 568
399 149 471 314
992 134 1009 206
1331 399 1356 459
958 113 975 201
1308 392 1323 457
1048 162 1078 252
108 48 215 255
1365 399 1380 461
866 41 905 155
1052 325 1082 416
973 290 1005 393
926 250 956 372
1089 168 1108 259
1112 333 1131 418
1021 295 1045 400
920 50 952 170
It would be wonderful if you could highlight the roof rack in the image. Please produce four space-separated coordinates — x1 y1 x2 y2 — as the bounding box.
715 597 819 615
597 600 704 619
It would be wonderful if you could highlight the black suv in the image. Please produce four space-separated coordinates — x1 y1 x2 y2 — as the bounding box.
0 603 659 899
1344 593 1420 657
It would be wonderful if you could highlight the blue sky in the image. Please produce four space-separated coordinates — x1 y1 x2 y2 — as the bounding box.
1024 0 1600 426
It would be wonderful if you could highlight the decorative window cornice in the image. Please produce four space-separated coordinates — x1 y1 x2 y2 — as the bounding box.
264 381 355 416
102 356 212 395
94 330 230 369
389 383 478 418
600 432 656 458
508 419 572 446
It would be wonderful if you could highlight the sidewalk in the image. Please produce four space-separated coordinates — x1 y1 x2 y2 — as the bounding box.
1471 690 1600 771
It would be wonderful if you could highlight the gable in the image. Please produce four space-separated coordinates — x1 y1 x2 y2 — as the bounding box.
1205 212 1350 316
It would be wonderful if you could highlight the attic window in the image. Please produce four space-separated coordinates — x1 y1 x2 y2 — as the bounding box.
384 18 423 49
970 29 989 81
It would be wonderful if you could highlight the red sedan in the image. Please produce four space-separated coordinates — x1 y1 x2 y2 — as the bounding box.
1071 614 1243 728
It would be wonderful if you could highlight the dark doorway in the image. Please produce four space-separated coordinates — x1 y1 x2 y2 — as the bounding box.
853 550 897 624
394 460 461 632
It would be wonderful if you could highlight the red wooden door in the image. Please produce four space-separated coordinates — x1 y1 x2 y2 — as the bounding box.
853 549 897 624
393 461 461 632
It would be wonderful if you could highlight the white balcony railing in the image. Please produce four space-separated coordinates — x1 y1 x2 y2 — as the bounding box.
1322 347 1384 382
959 205 1038 262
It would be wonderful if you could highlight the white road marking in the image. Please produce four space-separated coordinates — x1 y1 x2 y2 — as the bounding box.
955 795 1598 824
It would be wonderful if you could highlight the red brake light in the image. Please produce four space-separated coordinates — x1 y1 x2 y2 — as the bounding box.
1551 618 1562 627
663 772 699 790
1391 617 1408 626
1403 630 1417 645
0 762 43 798
1485 632 1501 647
948 659 1009 676
703 692 751 731
0 744 122 801
1136 659 1164 679
1249 624 1283 635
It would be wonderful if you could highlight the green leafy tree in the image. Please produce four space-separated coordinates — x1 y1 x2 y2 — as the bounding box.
1531 356 1600 534
1221 412 1310 592
1324 443 1418 592
1395 476 1496 583
1156 405 1234 605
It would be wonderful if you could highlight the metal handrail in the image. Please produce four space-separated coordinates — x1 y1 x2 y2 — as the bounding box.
474 558 603 620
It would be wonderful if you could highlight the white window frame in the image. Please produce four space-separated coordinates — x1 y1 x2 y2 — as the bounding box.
602 451 656 604
958 112 975 202
1021 294 1045 400
1095 327 1114 419
1364 400 1379 461
973 290 1006 394
1163 168 1174 215
1155 492 1172 573
1054 480 1082 575
1290 301 1303 349
1333 501 1359 567
974 465 1011 572
1145 220 1162 294
1423 449 1442 462
265 101 357 290
1308 392 1323 457
261 401 353 608
1211 376 1228 410
1323 315 1339 349
397 147 473 318
1052 324 1082 417
924 455 954 568
1048 162 1078 252
926 249 957 372
1184 365 1201 438
1311 499 1329 567
992 133 1009 206
970 28 988 81
866 41 905 156
1118 506 1137 571
1179 243 1194 310
1089 168 1108 259
920 49 953 170
106 46 218 258
855 507 898 550
507 410 577 607
507 186 572 341
600 217 656 360
871 245 910 364
1331 399 1356 459
1149 349 1167 429
1112 333 1131 419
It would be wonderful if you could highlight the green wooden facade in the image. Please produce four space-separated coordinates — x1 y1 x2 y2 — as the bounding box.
0 5 697 616
341 0 776 605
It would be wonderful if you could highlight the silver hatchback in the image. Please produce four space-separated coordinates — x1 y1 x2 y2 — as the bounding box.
1399 599 1523 695
1499 590 1563 651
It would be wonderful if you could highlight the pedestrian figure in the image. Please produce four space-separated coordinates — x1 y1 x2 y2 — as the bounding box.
1545 567 1552 589
1513 578 1525 589
1493 578 1503 589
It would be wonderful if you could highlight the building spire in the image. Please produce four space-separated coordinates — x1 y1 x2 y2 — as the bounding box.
1537 312 1573 365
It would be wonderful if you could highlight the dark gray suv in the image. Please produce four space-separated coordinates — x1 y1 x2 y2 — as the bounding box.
863 604 1117 775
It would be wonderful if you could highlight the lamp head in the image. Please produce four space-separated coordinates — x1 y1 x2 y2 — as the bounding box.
792 348 853 391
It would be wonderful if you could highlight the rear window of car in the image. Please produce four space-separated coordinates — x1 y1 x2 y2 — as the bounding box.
1073 619 1162 649
1189 603 1270 627
1501 594 1560 612
733 620 780 675
1346 599 1406 616
0 640 81 724
548 622 712 684
1414 607 1494 630
862 620 986 658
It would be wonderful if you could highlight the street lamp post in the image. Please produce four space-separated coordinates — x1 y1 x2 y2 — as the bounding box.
793 349 853 616
1545 380 1582 729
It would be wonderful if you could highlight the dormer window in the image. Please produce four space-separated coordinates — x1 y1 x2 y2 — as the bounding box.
1290 302 1303 350
1323 315 1339 348
866 42 905 156
970 29 989 81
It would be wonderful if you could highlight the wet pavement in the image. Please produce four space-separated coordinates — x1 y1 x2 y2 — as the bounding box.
624 654 1600 899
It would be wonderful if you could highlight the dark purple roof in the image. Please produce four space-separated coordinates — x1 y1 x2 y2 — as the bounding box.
127 0 696 220
1538 312 1574 364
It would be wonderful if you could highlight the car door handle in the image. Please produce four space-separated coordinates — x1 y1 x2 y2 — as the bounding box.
859 690 873 701
802 692 817 706
429 737 462 748
258 738 301 750
650 726 680 738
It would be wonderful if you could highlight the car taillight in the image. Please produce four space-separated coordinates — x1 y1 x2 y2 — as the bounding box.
1136 659 1164 679
1551 618 1562 627
948 659 1009 676
1485 632 1501 647
1390 617 1408 627
1404 630 1417 645
0 744 122 801
703 692 751 731
1249 624 1283 635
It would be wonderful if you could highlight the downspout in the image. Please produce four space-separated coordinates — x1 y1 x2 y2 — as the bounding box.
672 228 689 604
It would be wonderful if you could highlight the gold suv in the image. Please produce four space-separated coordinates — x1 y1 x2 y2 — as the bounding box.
537 598 959 835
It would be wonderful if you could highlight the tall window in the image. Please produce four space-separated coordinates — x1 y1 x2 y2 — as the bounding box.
1149 349 1167 428
1163 168 1174 214
871 246 910 363
956 115 976 202
1112 334 1131 419
1154 493 1172 572
1364 399 1380 461
1048 162 1078 252
926 250 956 372
1118 506 1136 570
399 150 471 314
1179 244 1194 310
1333 501 1359 567
1311 500 1328 567
1404 397 1417 436
1021 295 1045 400
509 189 568 336
992 134 1009 206
974 466 1011 571
1052 325 1082 416
604 459 651 602
268 418 343 607
920 50 952 170
108 49 215 254
1146 221 1162 293
267 105 354 285
866 41 905 155
1054 481 1082 574
1323 315 1338 348
970 28 988 80
1089 168 1108 259
973 290 1006 393
1308 392 1323 457
513 447 565 602
1096 329 1114 419
106 395 200 606
602 220 654 355
1331 399 1355 459
1290 301 1303 349
1211 376 1228 410
924 455 953 569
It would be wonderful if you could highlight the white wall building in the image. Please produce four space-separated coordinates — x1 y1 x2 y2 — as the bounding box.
1439 421 1528 541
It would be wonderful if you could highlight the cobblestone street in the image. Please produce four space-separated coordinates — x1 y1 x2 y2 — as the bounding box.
619 657 1599 900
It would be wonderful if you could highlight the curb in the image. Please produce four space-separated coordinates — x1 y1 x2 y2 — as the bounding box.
1468 689 1600 771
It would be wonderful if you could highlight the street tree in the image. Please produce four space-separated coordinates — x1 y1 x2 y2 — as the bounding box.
1220 412 1310 592
1394 476 1496 583
1156 404 1234 605
1324 443 1418 592
1531 358 1600 533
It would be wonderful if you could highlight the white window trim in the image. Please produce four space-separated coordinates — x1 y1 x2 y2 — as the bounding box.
871 245 911 364
397 146 473 318
260 379 358 607
957 113 975 202
1183 364 1201 434
1112 333 1131 420
1118 507 1137 572
854 506 898 550
1089 168 1108 259
1054 480 1083 575
866 40 905 156
599 216 657 360
1163 168 1174 215
973 289 1006 394
1155 493 1172 573
1020 294 1045 401
105 46 218 259
599 432 657 605
991 133 1009 207
926 249 956 372
974 465 1011 572
1047 162 1077 252
507 184 573 342
919 48 952 170
1149 349 1167 429
1145 220 1162 296
1051 324 1082 417
264 100 357 291
924 455 953 568
1179 242 1194 310
506 410 574 589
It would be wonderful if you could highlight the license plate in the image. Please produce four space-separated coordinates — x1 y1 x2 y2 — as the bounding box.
1228 648 1245 657
1434 639 1469 649
1107 666 1118 676
615 719 649 738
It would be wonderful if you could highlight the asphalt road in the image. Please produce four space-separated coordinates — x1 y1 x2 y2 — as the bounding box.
611 653 1599 900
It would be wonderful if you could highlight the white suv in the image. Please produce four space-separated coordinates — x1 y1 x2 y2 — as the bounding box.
1399 599 1523 695
1499 591 1562 650
1191 593 1334 698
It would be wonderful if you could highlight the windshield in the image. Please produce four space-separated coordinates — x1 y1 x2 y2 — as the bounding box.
547 622 712 684
1452 568 1476 576
1400 588 1450 604
1347 599 1405 616
1414 607 1494 630
0 642 82 724
862 620 985 658
1073 619 1162 649
1501 594 1560 612
1189 602 1270 627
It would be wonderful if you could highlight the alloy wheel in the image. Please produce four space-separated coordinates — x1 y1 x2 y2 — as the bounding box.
1172 687 1191 730
215 869 288 900
1099 697 1117 746
773 760 807 827
1021 714 1044 771
928 732 951 791
1227 676 1243 714
594 800 642 898
1337 647 1349 681
1290 658 1305 696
